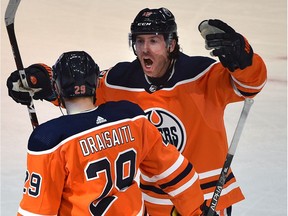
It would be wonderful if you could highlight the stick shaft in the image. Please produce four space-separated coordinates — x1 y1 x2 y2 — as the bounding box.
5 0 39 129
207 98 254 216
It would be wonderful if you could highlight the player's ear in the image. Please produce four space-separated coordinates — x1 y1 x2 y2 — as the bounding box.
168 39 176 53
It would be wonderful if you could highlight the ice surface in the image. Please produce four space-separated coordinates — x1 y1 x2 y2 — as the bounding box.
1 0 286 215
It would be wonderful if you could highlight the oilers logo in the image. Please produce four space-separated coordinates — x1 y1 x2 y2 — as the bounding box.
145 108 186 153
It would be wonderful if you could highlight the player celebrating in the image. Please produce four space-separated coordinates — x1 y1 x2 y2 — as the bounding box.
7 8 267 216
16 51 213 216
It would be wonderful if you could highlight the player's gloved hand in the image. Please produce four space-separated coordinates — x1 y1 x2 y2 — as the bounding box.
6 64 56 105
200 200 219 216
171 201 219 216
198 19 253 72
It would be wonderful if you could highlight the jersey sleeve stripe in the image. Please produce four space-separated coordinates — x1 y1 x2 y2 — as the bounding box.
159 163 192 189
142 193 173 205
231 80 246 97
166 171 199 197
231 75 267 90
237 89 258 96
198 168 222 179
140 154 184 182
139 183 167 195
200 172 235 190
203 181 240 200
141 181 240 206
18 207 57 216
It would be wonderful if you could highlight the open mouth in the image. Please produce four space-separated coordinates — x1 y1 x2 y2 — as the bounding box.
144 58 153 68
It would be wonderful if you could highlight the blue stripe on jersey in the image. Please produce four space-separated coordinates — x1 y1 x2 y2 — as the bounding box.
28 100 144 152
159 163 193 190
106 52 216 89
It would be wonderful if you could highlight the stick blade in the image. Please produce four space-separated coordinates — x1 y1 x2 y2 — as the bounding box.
4 0 21 26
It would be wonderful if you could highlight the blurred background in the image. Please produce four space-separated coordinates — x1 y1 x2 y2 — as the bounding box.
1 0 287 215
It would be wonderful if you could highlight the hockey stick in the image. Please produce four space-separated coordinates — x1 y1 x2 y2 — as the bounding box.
5 0 39 129
207 98 254 216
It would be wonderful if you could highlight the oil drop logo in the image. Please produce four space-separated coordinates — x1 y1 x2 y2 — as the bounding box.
145 108 186 153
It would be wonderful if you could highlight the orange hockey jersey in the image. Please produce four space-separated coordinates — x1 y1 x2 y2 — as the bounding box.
18 100 204 216
96 52 267 215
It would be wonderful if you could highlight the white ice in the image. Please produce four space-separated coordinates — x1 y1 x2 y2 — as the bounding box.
1 0 287 215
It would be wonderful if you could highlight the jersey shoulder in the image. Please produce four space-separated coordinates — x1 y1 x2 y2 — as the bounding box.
98 100 145 121
100 53 217 91
173 52 216 80
102 61 149 89
28 101 145 152
28 116 71 152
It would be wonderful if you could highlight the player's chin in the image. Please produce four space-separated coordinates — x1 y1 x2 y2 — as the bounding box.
141 64 154 76
142 68 155 77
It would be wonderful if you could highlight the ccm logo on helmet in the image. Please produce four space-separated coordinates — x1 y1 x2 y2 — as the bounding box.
145 108 186 153
137 22 151 26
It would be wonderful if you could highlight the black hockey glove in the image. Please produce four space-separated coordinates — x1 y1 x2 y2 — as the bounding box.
200 200 219 216
170 201 219 216
198 19 253 72
6 64 56 106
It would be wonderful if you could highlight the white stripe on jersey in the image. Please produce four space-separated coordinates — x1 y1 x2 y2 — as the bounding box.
231 75 267 90
204 181 240 200
142 193 173 205
140 154 184 182
168 171 199 197
18 207 57 216
198 168 222 179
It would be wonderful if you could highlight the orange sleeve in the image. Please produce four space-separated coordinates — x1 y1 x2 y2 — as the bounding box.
139 120 204 216
18 151 65 215
229 53 267 97
193 53 267 107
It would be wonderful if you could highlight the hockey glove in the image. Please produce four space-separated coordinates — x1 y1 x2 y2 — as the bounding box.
170 201 219 216
198 19 253 72
200 200 219 216
6 64 56 106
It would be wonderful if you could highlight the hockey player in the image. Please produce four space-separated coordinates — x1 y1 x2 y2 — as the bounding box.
16 50 212 216
7 8 267 216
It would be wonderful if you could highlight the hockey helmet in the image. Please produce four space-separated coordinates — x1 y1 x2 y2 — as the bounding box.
52 51 99 98
130 7 177 41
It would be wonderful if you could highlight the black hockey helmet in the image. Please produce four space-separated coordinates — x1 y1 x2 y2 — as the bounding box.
130 7 177 42
52 51 99 98
129 7 179 59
